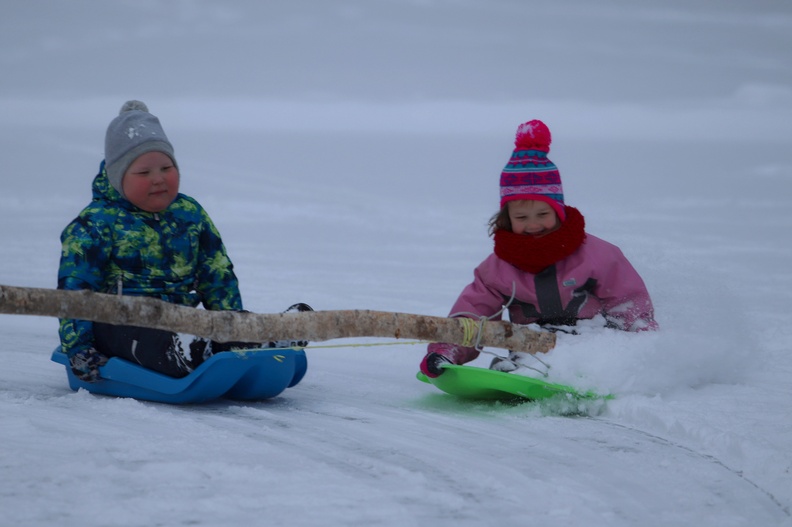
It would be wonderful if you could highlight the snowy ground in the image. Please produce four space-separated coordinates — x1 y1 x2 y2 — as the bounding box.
2 1 792 526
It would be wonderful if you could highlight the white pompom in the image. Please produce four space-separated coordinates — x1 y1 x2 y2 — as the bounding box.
119 100 149 114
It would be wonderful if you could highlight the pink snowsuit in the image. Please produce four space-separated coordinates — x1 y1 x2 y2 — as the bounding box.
434 233 657 366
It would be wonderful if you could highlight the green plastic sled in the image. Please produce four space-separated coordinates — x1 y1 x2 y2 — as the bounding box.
417 364 608 402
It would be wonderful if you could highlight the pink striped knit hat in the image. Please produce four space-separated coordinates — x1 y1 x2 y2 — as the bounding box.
499 119 565 221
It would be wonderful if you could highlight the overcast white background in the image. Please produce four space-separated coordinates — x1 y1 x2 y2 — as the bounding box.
1 1 791 525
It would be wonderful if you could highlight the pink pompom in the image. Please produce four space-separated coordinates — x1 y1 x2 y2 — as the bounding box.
514 120 551 151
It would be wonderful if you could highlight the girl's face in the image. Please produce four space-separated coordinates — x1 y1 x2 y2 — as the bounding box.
122 151 180 212
507 200 560 237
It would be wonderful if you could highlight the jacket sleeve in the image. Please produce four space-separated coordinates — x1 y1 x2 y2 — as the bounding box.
194 207 243 311
595 247 658 331
449 260 512 322
425 341 480 366
57 215 113 357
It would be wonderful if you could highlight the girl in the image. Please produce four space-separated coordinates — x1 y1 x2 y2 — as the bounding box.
420 119 657 378
58 100 309 382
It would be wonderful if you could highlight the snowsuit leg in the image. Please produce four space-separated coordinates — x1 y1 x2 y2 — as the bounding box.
93 323 204 378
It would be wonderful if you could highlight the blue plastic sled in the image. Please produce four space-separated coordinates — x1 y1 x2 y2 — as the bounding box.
51 346 307 404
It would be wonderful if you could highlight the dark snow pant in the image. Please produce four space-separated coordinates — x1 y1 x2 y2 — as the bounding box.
93 323 203 378
93 323 261 378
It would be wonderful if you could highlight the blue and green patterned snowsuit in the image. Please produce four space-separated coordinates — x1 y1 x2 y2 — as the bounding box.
58 163 242 359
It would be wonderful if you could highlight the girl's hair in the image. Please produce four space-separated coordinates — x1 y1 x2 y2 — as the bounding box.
488 207 510 236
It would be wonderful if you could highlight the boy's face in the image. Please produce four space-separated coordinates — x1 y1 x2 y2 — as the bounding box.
122 151 180 212
507 200 560 237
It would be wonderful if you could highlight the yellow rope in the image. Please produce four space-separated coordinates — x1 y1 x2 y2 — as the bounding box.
282 317 487 351
459 317 480 348
304 340 428 350
247 313 495 352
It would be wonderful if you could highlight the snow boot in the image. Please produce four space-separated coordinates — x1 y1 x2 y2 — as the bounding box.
267 302 314 348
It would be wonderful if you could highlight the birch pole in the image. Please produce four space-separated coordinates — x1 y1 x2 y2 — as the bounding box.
0 284 556 354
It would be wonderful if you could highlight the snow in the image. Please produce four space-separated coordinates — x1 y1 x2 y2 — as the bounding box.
1 1 791 525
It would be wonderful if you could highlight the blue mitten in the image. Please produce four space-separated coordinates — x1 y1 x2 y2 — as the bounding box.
69 348 109 382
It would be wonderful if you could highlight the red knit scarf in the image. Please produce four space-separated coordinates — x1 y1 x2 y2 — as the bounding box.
493 206 587 274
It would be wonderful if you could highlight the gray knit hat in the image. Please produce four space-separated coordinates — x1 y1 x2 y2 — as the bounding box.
104 100 177 198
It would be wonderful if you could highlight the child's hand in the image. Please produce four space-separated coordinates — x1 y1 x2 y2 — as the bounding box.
421 341 480 377
420 351 453 378
69 348 109 383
